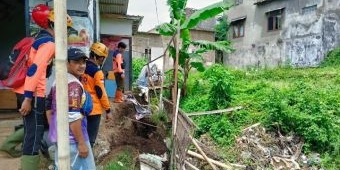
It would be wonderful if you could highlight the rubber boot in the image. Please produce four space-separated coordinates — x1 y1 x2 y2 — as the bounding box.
0 127 24 158
21 155 40 170
114 90 124 103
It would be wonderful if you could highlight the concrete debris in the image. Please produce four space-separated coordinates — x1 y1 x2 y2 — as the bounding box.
235 123 322 170
139 153 167 170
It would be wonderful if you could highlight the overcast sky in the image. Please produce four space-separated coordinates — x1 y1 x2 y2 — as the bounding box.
128 0 223 32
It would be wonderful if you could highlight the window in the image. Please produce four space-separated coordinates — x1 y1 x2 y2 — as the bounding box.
231 18 245 38
235 0 243 5
267 9 284 31
302 5 317 15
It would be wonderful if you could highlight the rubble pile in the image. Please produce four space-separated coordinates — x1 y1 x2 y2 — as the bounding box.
235 123 321 170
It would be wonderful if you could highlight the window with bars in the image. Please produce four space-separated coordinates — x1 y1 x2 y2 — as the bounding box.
231 19 245 38
267 9 284 31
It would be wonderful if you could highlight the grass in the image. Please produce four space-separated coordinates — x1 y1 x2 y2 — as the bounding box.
104 149 137 170
180 48 340 169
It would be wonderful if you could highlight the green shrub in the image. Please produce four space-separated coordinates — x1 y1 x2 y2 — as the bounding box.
132 57 147 83
320 47 340 67
203 64 234 110
263 82 340 154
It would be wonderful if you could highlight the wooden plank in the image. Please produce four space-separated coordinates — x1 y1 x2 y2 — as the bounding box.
186 106 243 116
0 90 17 109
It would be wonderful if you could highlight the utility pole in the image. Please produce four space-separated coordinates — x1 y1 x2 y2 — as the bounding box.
54 0 71 169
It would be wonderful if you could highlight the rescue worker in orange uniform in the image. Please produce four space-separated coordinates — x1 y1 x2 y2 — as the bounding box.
81 42 113 147
12 4 73 170
113 42 127 103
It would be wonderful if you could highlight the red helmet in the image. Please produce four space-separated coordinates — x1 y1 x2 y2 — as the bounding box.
32 4 50 29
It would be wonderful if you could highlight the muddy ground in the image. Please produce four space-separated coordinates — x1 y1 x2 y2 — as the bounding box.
0 98 168 169
94 100 168 168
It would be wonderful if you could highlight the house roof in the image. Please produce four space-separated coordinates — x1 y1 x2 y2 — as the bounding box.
99 0 143 34
254 0 276 5
185 8 216 32
99 0 129 15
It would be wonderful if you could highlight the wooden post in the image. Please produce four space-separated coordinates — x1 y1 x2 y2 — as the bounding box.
171 21 181 170
54 0 71 169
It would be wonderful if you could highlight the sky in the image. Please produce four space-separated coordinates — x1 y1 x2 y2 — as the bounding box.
128 0 223 32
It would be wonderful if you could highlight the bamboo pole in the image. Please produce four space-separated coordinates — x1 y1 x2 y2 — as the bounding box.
173 88 181 135
158 34 176 111
171 20 181 170
187 150 246 169
185 160 200 170
190 136 218 170
186 106 243 116
54 0 70 169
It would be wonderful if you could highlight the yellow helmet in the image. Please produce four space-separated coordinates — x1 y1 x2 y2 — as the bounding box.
90 42 109 57
47 10 73 27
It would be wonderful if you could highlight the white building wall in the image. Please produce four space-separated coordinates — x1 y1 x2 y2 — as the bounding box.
100 18 133 36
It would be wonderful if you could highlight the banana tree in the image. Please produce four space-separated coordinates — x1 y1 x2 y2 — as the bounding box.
156 0 233 96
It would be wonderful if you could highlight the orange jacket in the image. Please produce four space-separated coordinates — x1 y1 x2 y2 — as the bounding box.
13 30 55 98
113 52 124 73
81 60 111 115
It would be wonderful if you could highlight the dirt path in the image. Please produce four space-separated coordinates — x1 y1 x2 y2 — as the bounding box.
0 114 21 170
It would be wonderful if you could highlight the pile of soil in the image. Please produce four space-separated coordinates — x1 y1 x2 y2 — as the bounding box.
94 100 168 167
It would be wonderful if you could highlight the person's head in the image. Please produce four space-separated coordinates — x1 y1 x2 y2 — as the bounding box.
67 48 87 77
117 42 127 53
32 4 73 34
89 42 109 66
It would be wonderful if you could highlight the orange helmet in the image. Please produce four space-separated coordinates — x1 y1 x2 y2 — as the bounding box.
48 10 73 27
32 4 50 28
90 42 109 57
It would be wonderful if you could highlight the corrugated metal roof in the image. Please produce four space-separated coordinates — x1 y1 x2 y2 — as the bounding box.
254 0 276 5
99 0 128 14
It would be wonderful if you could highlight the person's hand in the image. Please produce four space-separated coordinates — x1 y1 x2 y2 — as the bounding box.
78 142 89 158
19 98 32 116
106 113 113 120
121 73 125 79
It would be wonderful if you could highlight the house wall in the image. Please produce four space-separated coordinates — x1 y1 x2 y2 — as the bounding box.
132 30 216 71
225 0 340 68
30 0 90 12
100 18 133 36
190 29 216 66
132 32 163 57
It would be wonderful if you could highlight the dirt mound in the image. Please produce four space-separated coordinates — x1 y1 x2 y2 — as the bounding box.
94 100 168 166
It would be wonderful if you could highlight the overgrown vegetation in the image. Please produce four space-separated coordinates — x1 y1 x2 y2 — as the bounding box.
180 48 340 168
132 57 147 83
156 0 233 96
320 47 340 67
104 150 137 170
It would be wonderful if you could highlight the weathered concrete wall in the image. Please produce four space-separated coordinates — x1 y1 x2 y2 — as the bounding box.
190 29 216 66
132 30 216 70
132 32 163 57
224 0 340 69
100 18 133 36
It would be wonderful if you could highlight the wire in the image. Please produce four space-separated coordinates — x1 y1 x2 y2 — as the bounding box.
154 0 160 25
